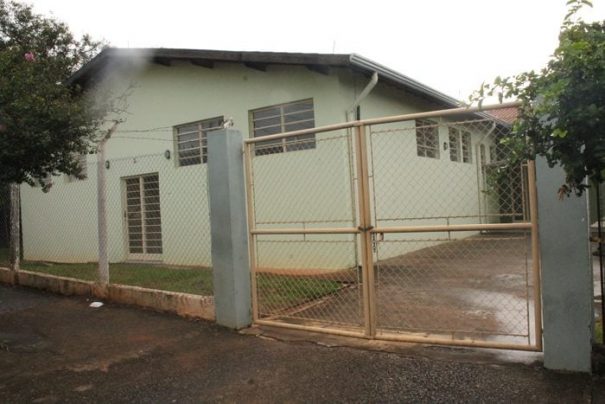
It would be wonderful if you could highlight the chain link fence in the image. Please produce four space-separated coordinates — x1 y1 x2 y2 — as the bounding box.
250 128 363 329
368 109 536 344
246 105 540 348
0 184 9 266
14 152 213 296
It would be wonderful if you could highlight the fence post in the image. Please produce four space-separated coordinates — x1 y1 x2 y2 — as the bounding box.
536 157 593 372
96 140 110 285
207 128 252 329
9 183 20 277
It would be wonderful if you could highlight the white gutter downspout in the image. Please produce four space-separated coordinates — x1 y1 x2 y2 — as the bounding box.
345 71 378 281
346 71 379 122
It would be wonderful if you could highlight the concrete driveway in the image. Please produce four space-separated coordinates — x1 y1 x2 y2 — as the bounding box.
274 233 536 345
1 284 603 403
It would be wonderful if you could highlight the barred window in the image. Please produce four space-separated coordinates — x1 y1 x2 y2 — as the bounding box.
489 144 498 164
448 128 460 162
416 119 439 159
448 127 472 164
175 117 224 166
462 131 472 163
251 99 316 156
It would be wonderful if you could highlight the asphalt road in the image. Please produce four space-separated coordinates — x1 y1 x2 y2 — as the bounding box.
0 284 603 403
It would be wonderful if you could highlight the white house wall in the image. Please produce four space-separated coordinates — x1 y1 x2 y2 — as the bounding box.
21 59 500 270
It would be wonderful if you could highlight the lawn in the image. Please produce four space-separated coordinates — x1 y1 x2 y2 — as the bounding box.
0 248 344 305
26 261 215 295
256 273 343 311
0 248 213 295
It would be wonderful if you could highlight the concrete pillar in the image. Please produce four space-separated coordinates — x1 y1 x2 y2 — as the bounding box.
536 157 593 372
207 128 252 329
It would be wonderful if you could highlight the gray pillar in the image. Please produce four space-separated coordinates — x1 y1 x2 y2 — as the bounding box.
207 128 252 329
537 158 593 372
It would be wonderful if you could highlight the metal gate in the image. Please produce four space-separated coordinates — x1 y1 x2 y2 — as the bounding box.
244 102 542 351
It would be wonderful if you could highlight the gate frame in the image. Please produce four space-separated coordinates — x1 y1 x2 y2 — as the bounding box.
243 101 542 351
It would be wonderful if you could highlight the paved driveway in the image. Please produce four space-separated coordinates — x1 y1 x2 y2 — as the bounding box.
273 233 536 345
0 284 603 403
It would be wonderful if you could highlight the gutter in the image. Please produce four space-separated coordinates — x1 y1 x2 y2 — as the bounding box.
348 54 460 108
346 71 379 121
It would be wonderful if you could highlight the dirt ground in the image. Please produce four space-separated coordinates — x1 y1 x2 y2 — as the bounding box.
1 284 603 403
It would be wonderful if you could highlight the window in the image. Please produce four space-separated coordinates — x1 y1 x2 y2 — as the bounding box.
175 117 224 166
448 128 460 162
416 119 439 159
124 173 163 256
67 153 88 182
489 144 498 164
251 99 316 156
447 127 472 163
462 131 472 163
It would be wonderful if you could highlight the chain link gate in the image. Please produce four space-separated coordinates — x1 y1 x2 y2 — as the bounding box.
244 103 542 351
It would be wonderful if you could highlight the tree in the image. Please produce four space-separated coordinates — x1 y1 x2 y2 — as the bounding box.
470 0 605 197
0 0 107 188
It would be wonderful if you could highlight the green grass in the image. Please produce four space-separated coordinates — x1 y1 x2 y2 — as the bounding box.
0 248 343 304
597 319 604 344
257 273 343 310
25 262 214 295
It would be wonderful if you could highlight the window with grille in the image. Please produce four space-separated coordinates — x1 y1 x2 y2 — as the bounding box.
125 174 162 256
175 117 224 166
416 119 440 159
67 154 88 182
489 144 498 164
447 127 472 163
251 99 316 156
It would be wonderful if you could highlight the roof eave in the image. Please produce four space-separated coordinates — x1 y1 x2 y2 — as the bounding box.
348 54 460 108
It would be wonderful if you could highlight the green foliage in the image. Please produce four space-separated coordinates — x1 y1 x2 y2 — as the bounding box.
471 0 605 196
0 0 106 188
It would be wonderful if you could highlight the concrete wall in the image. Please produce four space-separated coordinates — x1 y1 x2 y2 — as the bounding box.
536 158 593 372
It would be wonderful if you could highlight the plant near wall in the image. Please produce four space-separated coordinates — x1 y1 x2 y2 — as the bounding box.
470 0 605 197
0 0 109 189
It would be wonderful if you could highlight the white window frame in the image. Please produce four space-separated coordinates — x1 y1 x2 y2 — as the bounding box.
250 99 316 156
415 119 440 159
174 117 224 167
123 173 163 260
448 127 472 164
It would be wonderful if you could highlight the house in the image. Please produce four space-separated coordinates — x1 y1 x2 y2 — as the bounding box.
20 48 512 270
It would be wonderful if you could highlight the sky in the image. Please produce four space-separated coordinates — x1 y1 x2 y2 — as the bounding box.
29 0 605 101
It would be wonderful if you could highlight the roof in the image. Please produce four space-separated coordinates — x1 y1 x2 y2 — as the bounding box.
486 107 519 124
69 48 461 108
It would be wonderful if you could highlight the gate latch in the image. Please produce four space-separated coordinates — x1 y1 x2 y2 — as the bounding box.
357 225 374 232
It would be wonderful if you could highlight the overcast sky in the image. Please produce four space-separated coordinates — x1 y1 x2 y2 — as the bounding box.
30 0 605 101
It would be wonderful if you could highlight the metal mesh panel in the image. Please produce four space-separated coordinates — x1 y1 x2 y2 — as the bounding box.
368 112 527 227
255 234 362 328
0 185 9 266
246 105 540 349
248 129 364 332
251 129 356 228
368 107 537 346
374 231 534 343
17 152 213 296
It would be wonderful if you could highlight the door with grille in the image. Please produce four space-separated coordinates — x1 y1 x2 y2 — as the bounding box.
124 173 163 260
